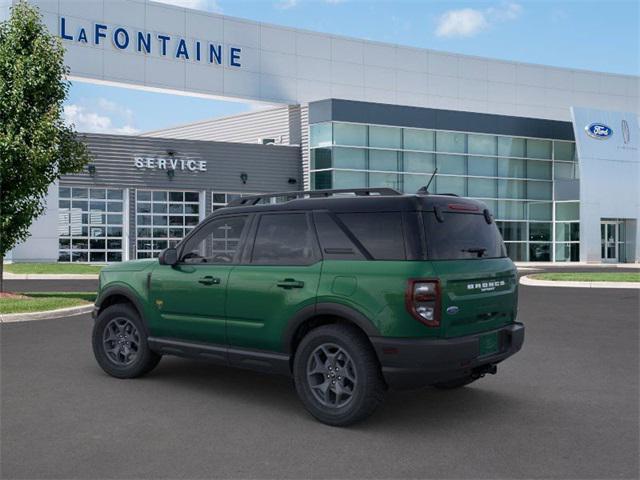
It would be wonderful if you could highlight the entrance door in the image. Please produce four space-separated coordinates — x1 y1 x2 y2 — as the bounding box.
601 221 619 262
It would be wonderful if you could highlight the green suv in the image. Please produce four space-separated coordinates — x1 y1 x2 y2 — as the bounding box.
92 188 524 426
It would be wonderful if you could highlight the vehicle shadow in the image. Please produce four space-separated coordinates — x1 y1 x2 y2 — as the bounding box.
141 356 525 430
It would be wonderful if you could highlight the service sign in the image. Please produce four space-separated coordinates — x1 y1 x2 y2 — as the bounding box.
134 156 207 172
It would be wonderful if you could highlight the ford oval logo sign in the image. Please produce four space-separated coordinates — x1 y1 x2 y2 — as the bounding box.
585 123 613 139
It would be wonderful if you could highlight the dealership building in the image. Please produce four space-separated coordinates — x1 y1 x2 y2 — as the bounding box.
4 0 639 264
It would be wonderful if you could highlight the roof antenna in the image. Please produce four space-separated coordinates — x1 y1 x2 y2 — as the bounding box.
417 168 438 195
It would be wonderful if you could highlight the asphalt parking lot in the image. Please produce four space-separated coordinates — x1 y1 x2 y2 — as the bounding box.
1 283 638 479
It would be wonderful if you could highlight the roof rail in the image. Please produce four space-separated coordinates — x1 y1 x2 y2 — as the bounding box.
226 188 401 207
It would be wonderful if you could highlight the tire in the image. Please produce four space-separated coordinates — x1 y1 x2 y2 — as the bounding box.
293 324 385 427
92 303 161 379
432 376 478 390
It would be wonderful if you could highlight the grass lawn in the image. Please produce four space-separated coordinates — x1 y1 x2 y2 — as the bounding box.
0 292 97 314
531 272 640 283
3 263 103 275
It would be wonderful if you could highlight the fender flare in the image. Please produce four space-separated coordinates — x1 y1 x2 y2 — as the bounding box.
95 285 150 336
282 302 380 354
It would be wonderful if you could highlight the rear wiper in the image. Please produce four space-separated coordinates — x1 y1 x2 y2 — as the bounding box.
462 247 487 258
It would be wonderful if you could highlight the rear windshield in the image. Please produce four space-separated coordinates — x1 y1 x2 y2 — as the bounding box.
423 212 506 260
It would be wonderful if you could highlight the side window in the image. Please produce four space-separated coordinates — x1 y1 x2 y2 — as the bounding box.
337 212 406 260
252 213 317 265
313 212 366 260
181 216 248 264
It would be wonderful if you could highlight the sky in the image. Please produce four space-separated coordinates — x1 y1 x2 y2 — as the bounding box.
63 0 640 135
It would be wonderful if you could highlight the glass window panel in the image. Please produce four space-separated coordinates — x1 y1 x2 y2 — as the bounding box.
169 216 184 226
436 176 466 196
251 214 313 265
402 174 431 194
334 147 366 169
527 181 552 200
152 191 166 202
185 216 199 226
498 158 526 178
369 173 400 190
73 188 88 198
333 170 367 189
404 129 434 151
468 178 496 198
498 201 525 220
437 154 466 175
498 179 525 199
90 189 106 199
137 215 151 226
480 199 497 215
169 204 184 214
107 189 123 200
59 200 70 209
89 226 105 237
529 243 551 261
185 204 199 214
369 126 401 149
72 239 88 249
334 123 367 147
310 122 333 147
529 222 552 242
369 150 398 172
468 134 497 156
90 201 106 211
89 212 105 225
554 141 575 161
152 228 168 238
505 242 527 261
107 227 123 237
59 238 71 249
312 171 332 190
527 139 552 159
169 191 183 202
436 131 466 153
528 202 552 221
59 187 71 198
527 160 552 180
554 162 579 180
153 216 168 226
169 227 184 238
185 192 199 202
153 240 168 251
107 202 122 213
555 242 580 262
404 152 435 173
311 148 332 170
107 252 122 262
90 239 106 250
212 193 226 204
496 222 527 241
137 228 151 238
137 191 151 201
137 203 151 214
556 202 579 221
153 202 167 214
555 222 580 242
498 137 525 158
90 251 106 262
58 251 71 262
72 200 88 210
71 251 88 262
468 156 497 177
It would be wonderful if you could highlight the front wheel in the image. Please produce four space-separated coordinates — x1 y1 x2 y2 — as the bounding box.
92 303 161 379
293 324 385 426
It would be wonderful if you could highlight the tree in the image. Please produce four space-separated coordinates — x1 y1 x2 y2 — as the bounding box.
0 1 90 291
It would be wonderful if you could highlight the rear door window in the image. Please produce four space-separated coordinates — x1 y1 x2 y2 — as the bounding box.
423 212 506 260
337 212 406 260
251 213 318 265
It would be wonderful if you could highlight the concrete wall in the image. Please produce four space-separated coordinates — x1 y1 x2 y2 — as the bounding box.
25 0 640 122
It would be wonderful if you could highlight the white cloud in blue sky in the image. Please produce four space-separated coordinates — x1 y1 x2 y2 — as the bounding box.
435 2 523 38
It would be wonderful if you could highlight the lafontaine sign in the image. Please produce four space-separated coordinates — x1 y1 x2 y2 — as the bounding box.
60 17 242 68
134 156 207 172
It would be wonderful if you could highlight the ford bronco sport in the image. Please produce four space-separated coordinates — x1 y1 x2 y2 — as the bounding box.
92 188 524 426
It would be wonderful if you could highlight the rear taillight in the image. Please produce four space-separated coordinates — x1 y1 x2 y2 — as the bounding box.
405 279 440 327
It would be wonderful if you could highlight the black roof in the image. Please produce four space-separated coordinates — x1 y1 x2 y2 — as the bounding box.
213 188 491 216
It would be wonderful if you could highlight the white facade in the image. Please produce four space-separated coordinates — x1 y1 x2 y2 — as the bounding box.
15 0 640 121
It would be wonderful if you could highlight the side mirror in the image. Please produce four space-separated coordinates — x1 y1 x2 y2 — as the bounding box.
158 247 178 266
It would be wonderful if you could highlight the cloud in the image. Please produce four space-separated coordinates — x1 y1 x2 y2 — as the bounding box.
64 101 139 135
275 0 298 9
153 0 222 13
435 2 522 38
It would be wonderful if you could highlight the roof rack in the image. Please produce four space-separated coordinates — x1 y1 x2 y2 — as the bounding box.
226 188 401 207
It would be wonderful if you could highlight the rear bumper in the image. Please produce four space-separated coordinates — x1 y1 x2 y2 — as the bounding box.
370 323 524 390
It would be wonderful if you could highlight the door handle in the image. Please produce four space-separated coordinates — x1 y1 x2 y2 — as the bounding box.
198 276 221 286
276 278 305 289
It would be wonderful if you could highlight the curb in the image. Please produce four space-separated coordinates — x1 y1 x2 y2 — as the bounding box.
0 304 94 323
519 275 640 289
3 273 99 280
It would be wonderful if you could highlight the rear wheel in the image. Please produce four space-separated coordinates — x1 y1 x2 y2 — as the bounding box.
293 324 385 426
432 376 477 389
92 304 161 379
